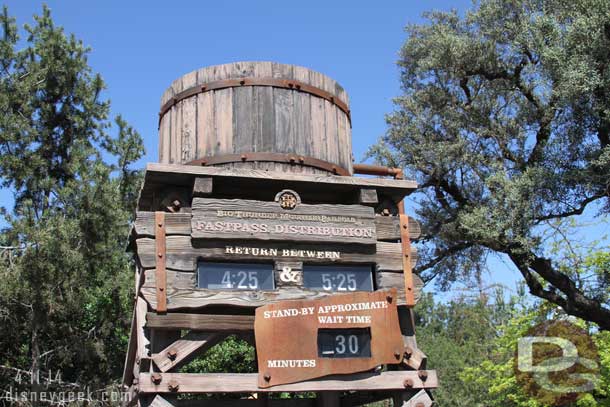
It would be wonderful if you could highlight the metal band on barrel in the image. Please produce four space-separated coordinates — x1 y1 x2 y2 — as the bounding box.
185 152 351 176
159 77 351 127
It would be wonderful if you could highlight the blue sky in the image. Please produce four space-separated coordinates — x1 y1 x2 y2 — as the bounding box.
11 0 605 300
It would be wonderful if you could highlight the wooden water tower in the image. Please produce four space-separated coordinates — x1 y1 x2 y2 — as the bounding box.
122 61 437 407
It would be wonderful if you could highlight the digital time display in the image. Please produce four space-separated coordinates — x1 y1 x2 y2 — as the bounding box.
303 265 374 292
318 328 371 358
197 262 274 290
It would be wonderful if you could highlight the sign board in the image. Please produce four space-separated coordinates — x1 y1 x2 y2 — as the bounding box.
191 197 376 245
254 289 404 388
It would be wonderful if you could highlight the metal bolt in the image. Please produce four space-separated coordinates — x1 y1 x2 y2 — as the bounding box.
386 295 393 303
403 378 413 388
239 80 245 85
289 156 296 164
404 346 413 359
167 348 177 360
394 350 401 359
264 373 271 382
158 222 163 227
151 373 162 385
298 156 305 163
158 252 163 258
241 154 247 161
418 370 428 382
405 253 410 258
168 379 179 392
382 208 390 216
201 86 207 91
403 224 408 229
172 200 181 209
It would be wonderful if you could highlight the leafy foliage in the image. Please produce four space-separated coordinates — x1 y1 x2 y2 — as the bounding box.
0 4 144 397
371 0 610 328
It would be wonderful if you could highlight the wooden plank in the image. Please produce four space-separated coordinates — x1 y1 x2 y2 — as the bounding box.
137 371 438 393
323 100 338 167
169 77 183 164
254 61 274 153
232 62 257 155
133 212 421 241
149 395 174 407
180 70 197 163
122 305 138 386
151 331 221 373
192 177 213 198
134 212 191 237
155 212 167 313
141 285 396 311
196 66 214 158
158 399 316 407
293 66 313 158
357 188 378 206
376 272 423 304
272 63 294 154
140 269 422 310
144 163 417 191
213 65 234 155
375 216 421 241
395 390 433 407
136 237 417 272
159 107 171 164
136 297 150 361
146 313 254 331
309 70 327 168
191 198 376 245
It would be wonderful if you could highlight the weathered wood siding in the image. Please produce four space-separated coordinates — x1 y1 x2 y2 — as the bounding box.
158 62 352 174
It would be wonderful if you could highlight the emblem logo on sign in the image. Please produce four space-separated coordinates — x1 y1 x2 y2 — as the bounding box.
275 189 301 210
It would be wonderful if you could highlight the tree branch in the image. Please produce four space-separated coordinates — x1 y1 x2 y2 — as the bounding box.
507 247 610 330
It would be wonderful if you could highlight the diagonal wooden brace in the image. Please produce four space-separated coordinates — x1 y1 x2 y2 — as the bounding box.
151 331 223 373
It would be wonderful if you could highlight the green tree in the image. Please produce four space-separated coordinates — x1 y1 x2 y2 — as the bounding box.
371 0 610 328
0 5 144 400
415 288 518 406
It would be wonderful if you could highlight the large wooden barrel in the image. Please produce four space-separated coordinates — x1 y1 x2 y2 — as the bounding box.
158 62 353 175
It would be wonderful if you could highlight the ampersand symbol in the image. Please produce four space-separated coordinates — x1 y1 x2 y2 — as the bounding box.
279 266 300 283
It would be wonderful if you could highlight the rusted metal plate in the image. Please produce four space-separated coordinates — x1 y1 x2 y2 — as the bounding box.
255 289 404 388
154 211 167 313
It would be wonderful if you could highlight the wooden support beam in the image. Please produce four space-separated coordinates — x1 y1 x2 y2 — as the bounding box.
394 389 433 407
398 306 427 370
147 313 255 331
398 213 415 306
138 371 438 393
156 399 317 407
192 177 213 197
356 188 378 206
151 332 223 373
155 212 167 313
316 392 340 407
149 395 174 407
122 305 138 386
